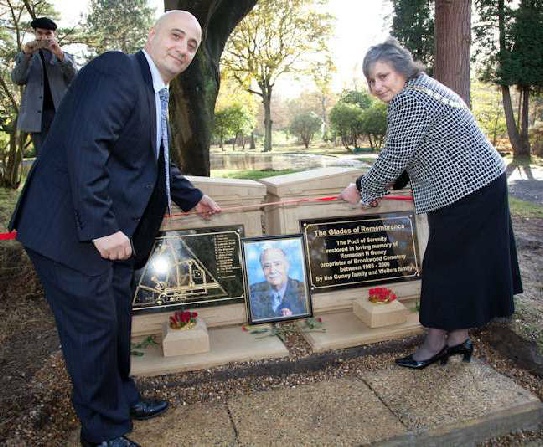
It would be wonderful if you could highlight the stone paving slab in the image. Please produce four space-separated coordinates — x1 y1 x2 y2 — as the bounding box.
361 359 543 446
227 378 406 446
131 401 236 446
68 358 543 446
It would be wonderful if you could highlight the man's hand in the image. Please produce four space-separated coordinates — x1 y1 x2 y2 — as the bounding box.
47 39 64 60
339 183 361 205
23 40 41 54
92 231 132 260
195 194 221 220
280 308 293 317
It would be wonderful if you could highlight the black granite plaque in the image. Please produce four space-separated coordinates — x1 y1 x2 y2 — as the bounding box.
301 212 420 292
132 226 245 314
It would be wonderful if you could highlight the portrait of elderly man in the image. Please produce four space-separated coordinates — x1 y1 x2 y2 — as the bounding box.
248 246 309 322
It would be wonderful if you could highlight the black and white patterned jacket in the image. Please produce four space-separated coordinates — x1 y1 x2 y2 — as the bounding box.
357 73 505 214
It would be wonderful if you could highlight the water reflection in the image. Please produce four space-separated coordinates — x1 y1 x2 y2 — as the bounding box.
210 153 369 171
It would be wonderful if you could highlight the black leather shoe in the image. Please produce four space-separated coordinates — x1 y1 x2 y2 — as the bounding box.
130 398 168 421
395 346 448 370
80 435 141 447
444 338 474 363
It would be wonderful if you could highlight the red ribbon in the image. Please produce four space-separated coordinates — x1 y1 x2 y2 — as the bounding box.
164 194 413 219
0 231 17 241
0 194 413 240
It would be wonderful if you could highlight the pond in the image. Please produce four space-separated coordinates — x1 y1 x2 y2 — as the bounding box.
210 152 370 171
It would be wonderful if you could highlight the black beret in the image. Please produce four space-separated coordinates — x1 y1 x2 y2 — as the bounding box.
30 17 57 31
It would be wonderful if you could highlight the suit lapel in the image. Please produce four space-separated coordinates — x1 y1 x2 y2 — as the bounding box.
133 51 158 159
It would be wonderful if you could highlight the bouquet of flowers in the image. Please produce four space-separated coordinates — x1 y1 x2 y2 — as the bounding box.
169 310 198 330
368 287 397 304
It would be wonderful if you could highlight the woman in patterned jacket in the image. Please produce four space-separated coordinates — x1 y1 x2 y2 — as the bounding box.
340 37 522 369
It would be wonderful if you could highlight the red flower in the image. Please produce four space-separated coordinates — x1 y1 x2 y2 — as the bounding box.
169 310 198 329
368 287 397 303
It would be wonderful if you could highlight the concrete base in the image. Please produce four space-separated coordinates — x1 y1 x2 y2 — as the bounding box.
131 325 289 376
353 298 408 328
162 318 210 357
301 310 423 353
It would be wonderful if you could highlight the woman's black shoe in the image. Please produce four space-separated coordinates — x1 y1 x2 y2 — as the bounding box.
395 346 448 370
443 338 473 363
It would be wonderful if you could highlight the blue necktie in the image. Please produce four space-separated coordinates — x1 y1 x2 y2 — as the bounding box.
273 293 281 313
158 88 171 212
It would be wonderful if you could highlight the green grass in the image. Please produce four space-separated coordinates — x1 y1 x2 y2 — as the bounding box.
211 169 300 180
509 197 543 219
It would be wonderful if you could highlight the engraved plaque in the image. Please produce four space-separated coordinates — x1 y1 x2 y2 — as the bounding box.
132 226 244 314
301 212 420 292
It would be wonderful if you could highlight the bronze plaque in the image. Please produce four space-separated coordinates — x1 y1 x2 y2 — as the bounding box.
301 212 421 292
132 226 244 314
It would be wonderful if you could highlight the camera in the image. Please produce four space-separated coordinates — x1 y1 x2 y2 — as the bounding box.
37 39 53 49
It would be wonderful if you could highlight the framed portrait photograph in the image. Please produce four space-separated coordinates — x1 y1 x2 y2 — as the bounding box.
241 234 312 324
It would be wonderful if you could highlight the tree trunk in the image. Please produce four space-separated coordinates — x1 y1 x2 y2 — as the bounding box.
433 0 471 105
1 129 24 189
493 0 530 158
501 85 524 154
518 86 531 157
166 0 257 175
262 83 273 152
320 95 327 138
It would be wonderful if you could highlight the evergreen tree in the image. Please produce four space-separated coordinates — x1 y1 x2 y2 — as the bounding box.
289 112 322 149
390 0 434 74
475 0 543 157
84 0 155 55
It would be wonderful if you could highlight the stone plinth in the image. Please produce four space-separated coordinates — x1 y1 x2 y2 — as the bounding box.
258 167 428 314
353 298 408 328
162 318 210 357
162 176 266 238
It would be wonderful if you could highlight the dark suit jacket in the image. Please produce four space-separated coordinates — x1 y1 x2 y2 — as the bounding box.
10 51 202 274
249 277 307 320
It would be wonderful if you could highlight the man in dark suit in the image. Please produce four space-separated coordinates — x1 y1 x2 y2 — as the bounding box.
9 11 219 447
249 247 307 321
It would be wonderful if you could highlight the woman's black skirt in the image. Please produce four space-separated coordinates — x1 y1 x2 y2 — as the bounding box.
419 172 522 330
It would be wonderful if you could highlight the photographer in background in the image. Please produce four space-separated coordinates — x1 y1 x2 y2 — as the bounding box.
11 17 77 155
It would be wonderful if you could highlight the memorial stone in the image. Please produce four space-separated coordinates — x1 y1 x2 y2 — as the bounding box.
132 177 266 337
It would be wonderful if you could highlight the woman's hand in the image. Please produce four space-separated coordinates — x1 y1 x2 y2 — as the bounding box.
339 183 380 209
339 183 361 205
